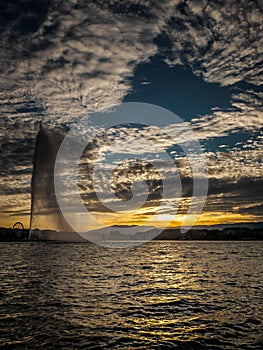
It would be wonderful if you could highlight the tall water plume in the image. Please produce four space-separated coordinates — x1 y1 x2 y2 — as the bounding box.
30 124 85 241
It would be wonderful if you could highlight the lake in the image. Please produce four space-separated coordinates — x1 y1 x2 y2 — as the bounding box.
0 241 262 349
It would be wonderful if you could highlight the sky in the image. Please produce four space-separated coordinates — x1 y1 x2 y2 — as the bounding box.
0 0 262 230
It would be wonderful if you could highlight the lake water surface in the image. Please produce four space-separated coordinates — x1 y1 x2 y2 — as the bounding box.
0 241 262 349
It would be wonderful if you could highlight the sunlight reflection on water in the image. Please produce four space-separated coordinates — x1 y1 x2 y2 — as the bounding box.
0 241 262 349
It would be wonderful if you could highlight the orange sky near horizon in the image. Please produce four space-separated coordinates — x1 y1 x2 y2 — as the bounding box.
1 210 262 230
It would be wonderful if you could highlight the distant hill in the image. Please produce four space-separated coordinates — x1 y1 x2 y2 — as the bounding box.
1 222 262 242
81 225 158 242
80 222 263 241
193 222 263 230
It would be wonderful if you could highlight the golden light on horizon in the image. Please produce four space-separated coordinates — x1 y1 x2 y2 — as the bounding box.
91 208 260 230
0 215 30 229
2 206 261 231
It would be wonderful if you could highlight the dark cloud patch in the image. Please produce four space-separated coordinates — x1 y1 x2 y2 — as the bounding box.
2 208 30 214
0 184 31 196
204 177 263 214
0 0 51 38
0 137 35 175
238 203 263 216
111 161 163 204
93 0 156 20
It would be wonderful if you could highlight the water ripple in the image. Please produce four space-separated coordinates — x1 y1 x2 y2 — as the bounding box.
0 241 262 349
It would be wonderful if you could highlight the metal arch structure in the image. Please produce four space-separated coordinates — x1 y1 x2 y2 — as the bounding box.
13 222 25 230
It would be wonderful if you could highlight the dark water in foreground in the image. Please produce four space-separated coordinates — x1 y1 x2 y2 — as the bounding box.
0 242 262 350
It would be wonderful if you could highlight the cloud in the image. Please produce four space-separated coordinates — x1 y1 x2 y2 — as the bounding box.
166 0 263 86
0 0 262 226
0 0 180 124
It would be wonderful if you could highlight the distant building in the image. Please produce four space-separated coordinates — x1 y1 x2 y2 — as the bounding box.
223 227 247 236
0 227 29 241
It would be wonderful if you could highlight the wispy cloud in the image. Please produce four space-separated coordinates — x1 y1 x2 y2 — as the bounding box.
0 0 262 226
